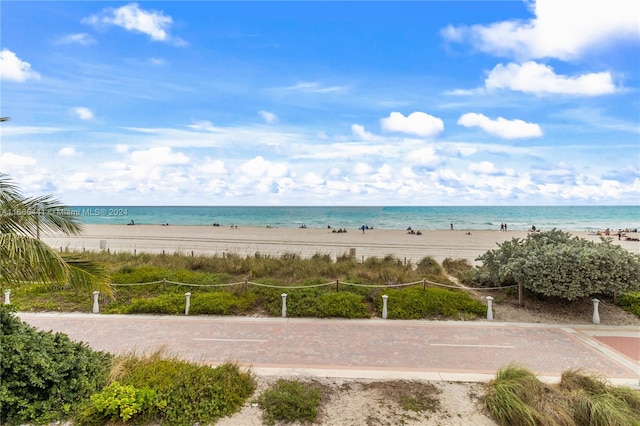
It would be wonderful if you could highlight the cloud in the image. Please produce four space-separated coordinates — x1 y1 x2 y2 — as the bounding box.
442 0 640 60
0 152 37 168
380 112 444 137
83 3 175 42
259 110 278 124
351 124 376 141
485 61 616 96
239 156 288 178
58 147 78 157
404 147 444 169
72 107 95 120
458 113 543 139
468 161 500 175
55 33 96 45
129 146 190 165
115 144 129 153
280 81 348 94
188 120 217 131
0 49 40 82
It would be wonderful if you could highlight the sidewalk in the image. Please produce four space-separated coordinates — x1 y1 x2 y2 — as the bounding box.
18 313 640 387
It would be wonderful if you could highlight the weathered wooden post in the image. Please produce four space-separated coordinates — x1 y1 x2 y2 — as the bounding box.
4 289 10 305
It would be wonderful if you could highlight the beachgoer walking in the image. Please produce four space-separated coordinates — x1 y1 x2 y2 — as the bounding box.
450 223 454 230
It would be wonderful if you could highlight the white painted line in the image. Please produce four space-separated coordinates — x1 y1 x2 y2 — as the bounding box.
430 343 514 349
194 338 268 343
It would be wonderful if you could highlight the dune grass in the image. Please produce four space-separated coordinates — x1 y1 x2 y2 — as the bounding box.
485 364 640 426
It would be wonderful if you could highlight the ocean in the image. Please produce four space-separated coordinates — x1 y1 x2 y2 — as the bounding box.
69 206 639 232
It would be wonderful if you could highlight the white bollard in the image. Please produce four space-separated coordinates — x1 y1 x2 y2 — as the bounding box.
4 289 10 305
281 293 287 318
382 294 388 319
486 296 494 321
185 292 191 316
592 299 600 324
92 291 100 314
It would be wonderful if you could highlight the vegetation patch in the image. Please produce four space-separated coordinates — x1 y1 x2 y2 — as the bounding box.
484 364 640 426
381 287 487 319
0 305 112 425
616 292 640 318
257 379 324 425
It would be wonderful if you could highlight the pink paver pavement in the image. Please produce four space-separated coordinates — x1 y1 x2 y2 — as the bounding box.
18 313 639 386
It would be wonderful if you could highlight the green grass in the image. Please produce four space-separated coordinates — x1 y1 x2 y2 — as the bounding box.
616 291 640 318
485 364 640 426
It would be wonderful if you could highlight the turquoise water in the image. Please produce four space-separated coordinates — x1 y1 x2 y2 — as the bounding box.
69 206 639 231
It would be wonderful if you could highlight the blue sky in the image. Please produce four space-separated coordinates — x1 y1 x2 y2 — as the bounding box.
1 0 639 206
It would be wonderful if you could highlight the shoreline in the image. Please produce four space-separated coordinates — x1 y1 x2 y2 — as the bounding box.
42 224 640 263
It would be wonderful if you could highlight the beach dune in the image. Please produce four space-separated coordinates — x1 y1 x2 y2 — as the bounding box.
42 224 640 264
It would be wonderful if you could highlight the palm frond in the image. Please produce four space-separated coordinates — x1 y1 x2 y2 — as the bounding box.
64 257 114 297
0 233 70 285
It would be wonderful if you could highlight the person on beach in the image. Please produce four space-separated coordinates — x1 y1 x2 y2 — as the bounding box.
450 223 454 230
360 225 366 234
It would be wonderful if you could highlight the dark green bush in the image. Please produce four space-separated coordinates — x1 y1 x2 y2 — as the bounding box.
190 292 256 315
0 305 112 424
315 292 370 318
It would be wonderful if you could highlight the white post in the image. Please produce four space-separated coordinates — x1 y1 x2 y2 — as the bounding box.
4 289 10 305
382 294 388 319
486 296 494 321
592 298 600 324
185 292 191 316
92 291 100 314
281 293 287 318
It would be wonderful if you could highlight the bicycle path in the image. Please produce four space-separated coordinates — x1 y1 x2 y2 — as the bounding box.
18 313 639 387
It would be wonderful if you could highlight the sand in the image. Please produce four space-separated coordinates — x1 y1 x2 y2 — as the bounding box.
42 224 640 263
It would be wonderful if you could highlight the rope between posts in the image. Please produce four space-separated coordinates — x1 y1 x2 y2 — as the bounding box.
165 280 245 288
247 281 334 289
111 280 165 287
340 280 421 288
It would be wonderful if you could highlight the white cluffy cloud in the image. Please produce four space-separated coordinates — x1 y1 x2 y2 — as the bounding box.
83 3 175 42
458 113 543 139
259 110 278 124
485 61 616 96
72 107 95 121
442 0 639 60
381 112 444 137
0 49 40 82
58 147 79 157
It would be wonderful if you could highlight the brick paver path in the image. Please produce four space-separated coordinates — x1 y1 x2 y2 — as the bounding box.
18 314 639 383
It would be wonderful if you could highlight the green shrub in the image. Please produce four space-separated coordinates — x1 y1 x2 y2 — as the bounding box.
124 293 184 314
616 292 640 318
382 287 486 319
190 292 256 315
257 379 321 425
110 351 256 425
315 292 370 318
81 381 165 423
0 305 112 424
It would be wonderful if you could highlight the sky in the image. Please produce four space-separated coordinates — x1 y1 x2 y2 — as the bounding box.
1 0 639 206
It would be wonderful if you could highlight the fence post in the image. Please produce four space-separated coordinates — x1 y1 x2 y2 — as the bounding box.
336 279 339 292
185 293 191 316
244 279 248 294
382 294 388 319
92 291 100 314
422 278 426 290
4 289 10 305
592 299 600 324
281 293 287 318
162 278 167 291
486 296 494 321
518 282 523 306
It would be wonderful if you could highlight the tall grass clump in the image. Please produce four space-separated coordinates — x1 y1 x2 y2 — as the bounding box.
485 365 640 426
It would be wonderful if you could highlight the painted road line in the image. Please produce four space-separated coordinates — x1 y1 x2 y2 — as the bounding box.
193 338 268 343
430 343 514 349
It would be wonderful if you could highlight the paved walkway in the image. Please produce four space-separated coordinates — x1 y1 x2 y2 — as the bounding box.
18 313 639 387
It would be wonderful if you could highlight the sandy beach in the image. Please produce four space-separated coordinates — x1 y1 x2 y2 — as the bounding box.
42 224 640 263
